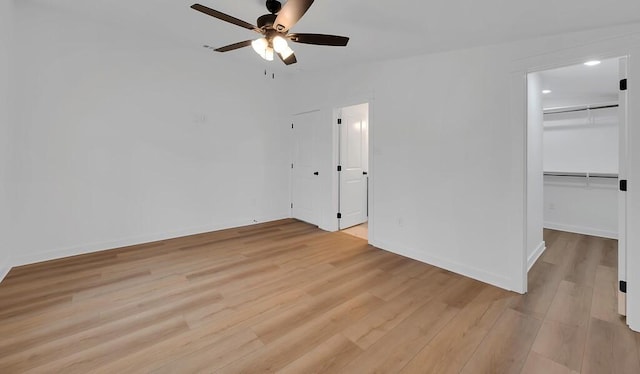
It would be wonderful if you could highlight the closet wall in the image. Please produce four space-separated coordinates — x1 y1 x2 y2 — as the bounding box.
543 106 619 238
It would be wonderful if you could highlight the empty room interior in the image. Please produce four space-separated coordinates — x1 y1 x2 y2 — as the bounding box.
2 0 640 373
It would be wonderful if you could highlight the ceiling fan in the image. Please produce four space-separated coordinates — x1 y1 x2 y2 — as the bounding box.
191 0 349 65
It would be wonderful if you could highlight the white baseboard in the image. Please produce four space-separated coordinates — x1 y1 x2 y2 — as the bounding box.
527 241 546 271
8 213 289 270
369 239 516 292
544 222 617 239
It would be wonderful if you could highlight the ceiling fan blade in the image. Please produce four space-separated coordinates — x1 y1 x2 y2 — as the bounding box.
278 52 298 65
191 4 259 32
288 33 349 46
274 0 314 33
214 40 253 52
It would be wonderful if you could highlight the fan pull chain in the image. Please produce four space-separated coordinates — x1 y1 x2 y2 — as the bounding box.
263 69 275 80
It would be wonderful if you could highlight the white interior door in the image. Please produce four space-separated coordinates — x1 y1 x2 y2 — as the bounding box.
339 104 369 229
292 111 320 226
618 57 628 316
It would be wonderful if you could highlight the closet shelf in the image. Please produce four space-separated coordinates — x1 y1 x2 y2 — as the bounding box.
543 171 618 179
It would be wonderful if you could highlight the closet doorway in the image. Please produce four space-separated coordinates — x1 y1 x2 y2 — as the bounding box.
527 56 628 314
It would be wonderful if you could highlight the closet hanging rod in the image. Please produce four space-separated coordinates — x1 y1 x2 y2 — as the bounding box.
543 171 618 179
543 104 618 115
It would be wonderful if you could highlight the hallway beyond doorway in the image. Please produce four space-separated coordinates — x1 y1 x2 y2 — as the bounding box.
342 222 368 240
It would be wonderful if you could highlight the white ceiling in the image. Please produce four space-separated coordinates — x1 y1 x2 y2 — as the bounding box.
22 0 640 71
538 58 620 109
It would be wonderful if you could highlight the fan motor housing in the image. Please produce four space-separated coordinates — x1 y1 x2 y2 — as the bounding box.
265 0 282 14
257 14 277 29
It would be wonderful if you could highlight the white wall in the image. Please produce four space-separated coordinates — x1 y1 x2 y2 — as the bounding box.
291 47 527 291
527 73 545 270
288 23 640 293
0 0 14 279
544 108 619 173
7 2 291 268
543 107 619 238
544 177 618 238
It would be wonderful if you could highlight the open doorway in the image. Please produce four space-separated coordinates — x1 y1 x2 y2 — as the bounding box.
527 56 628 315
337 103 369 240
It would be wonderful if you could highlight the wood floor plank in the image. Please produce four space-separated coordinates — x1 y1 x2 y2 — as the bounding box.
562 236 604 288
277 333 363 374
460 308 541 374
590 264 626 326
341 282 436 350
1 222 638 373
144 328 264 374
219 292 384 373
0 289 222 371
546 280 593 328
511 260 562 319
399 286 515 374
582 317 640 374
340 300 459 374
28 316 190 374
521 351 578 374
531 320 587 372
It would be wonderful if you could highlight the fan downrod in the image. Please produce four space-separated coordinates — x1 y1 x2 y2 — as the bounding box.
265 0 281 14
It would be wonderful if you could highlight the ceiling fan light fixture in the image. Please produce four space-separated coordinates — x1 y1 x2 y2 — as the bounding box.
265 47 274 61
272 35 289 53
280 45 294 60
190 1 349 66
251 38 274 61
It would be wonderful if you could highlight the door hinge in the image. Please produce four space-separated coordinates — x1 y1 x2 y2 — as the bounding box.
337 213 342 219
291 163 294 169
620 79 627 91
337 118 342 125
620 280 627 293
291 123 294 129
620 179 627 191
291 203 293 209
337 165 342 172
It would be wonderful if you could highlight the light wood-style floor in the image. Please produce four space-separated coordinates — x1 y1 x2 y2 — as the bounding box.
0 220 638 373
341 222 368 240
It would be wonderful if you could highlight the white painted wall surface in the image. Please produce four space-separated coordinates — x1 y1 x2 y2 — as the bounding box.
544 177 618 238
543 107 619 239
288 23 640 293
527 73 545 270
8 3 291 267
544 108 619 173
0 0 14 279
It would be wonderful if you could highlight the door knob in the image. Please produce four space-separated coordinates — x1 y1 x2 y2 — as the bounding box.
314 172 319 175
363 171 368 175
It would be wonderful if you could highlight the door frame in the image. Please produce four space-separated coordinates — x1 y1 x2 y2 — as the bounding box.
332 98 374 241
336 103 370 231
515 41 638 330
524 55 627 293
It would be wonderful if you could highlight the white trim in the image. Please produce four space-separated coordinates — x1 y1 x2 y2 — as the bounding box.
516 34 640 306
370 239 517 293
528 241 546 271
9 214 288 269
544 222 618 239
